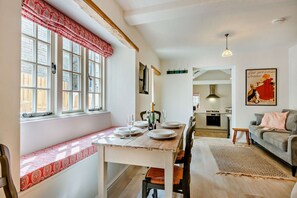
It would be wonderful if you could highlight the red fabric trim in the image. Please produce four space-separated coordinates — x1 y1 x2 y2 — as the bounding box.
20 127 116 191
22 0 113 58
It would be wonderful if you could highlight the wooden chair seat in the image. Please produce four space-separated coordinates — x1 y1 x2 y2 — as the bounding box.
176 150 185 161
145 166 183 185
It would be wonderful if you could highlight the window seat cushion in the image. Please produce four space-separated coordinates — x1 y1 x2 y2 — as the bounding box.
20 127 117 191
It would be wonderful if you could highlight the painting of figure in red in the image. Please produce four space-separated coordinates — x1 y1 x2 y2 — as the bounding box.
246 68 277 106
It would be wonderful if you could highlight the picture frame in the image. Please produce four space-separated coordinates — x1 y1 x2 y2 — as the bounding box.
139 62 149 94
245 68 277 106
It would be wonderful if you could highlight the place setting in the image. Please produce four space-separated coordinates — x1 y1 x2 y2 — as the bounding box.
113 114 148 139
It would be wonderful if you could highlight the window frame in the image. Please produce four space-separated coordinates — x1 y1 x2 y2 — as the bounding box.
86 50 105 112
61 38 84 113
20 18 55 117
20 17 106 120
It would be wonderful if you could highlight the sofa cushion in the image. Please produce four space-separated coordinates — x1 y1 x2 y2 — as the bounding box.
263 132 289 152
282 109 297 134
249 125 267 139
255 113 264 125
260 112 288 130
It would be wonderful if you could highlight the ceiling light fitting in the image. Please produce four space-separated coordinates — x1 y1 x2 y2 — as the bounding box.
222 33 232 57
271 17 287 24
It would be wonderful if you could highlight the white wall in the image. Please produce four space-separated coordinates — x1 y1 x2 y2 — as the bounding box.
0 0 21 195
106 46 136 125
289 44 297 109
92 0 161 120
21 113 111 155
161 46 289 140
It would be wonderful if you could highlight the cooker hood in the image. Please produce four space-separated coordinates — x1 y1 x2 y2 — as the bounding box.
206 85 220 99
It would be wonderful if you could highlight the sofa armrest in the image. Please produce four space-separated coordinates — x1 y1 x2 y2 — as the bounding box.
288 135 297 165
250 121 257 125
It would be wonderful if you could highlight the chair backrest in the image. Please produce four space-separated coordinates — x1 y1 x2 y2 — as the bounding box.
188 115 196 128
182 123 195 191
140 111 161 123
0 144 18 198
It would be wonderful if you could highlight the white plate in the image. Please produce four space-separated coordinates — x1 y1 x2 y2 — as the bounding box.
161 123 181 129
134 121 148 127
164 121 180 126
114 127 141 135
148 129 175 137
147 131 177 140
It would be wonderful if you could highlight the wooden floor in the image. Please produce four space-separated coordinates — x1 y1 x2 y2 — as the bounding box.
195 128 228 138
108 137 295 198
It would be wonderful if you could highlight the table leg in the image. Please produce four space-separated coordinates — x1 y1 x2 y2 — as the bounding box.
164 152 174 198
232 130 237 144
98 146 107 198
246 131 250 145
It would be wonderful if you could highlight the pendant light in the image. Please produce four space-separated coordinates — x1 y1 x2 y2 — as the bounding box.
222 33 232 57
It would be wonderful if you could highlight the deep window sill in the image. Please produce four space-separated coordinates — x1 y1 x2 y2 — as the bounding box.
20 111 110 124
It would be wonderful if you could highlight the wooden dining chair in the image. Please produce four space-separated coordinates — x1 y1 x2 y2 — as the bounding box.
140 111 162 123
175 116 196 164
142 123 195 198
0 144 18 198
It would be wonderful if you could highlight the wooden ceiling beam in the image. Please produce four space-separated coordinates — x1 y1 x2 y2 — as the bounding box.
151 65 161 76
79 0 139 52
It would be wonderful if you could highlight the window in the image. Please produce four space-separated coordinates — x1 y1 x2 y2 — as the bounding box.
62 38 83 112
20 17 53 116
20 17 106 118
88 50 103 111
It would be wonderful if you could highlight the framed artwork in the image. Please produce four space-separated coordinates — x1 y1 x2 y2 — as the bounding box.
246 68 277 106
139 62 149 94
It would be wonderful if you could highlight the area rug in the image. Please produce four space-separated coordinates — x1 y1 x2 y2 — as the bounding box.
209 144 296 181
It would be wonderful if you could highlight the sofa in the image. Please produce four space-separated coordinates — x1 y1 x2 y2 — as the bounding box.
249 109 297 176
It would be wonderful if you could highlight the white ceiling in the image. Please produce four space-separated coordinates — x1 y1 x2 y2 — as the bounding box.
116 0 297 60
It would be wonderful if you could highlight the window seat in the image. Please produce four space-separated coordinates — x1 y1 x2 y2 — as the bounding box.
20 127 117 191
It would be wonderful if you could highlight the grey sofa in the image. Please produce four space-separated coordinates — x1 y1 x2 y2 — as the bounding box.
249 109 297 176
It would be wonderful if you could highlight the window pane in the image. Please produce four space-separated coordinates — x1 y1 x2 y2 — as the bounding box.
20 88 34 113
95 94 100 108
95 63 100 78
21 18 35 36
38 25 50 43
63 51 72 70
21 62 35 87
89 77 94 92
89 61 94 76
73 74 80 91
73 92 80 110
95 79 100 93
62 91 70 111
95 53 100 63
73 55 80 73
21 36 36 62
63 38 71 51
73 42 80 55
89 50 94 61
37 66 49 88
63 71 72 90
37 89 48 112
88 93 94 109
38 42 50 65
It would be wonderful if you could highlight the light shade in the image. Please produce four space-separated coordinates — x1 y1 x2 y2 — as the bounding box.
222 49 233 57
222 33 232 57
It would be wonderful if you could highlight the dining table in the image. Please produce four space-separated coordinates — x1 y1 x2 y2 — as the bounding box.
92 123 185 198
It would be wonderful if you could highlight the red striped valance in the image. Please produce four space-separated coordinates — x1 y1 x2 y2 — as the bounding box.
22 0 113 58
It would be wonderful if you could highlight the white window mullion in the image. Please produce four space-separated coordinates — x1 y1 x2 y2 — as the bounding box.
56 35 63 115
